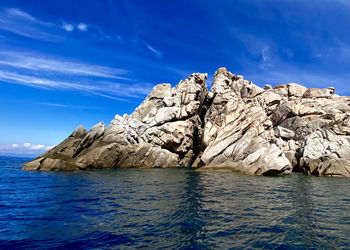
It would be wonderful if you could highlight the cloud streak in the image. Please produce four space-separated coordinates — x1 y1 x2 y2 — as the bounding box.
247 65 350 96
0 50 154 100
77 23 87 31
260 46 273 70
0 8 60 41
5 8 36 21
0 69 152 100
62 23 74 32
0 8 91 41
0 142 55 156
0 142 54 151
0 51 129 79
144 42 162 58
38 102 113 110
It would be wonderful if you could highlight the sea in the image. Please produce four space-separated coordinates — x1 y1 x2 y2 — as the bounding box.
0 156 350 249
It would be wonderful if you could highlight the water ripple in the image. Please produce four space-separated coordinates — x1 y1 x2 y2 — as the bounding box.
1 156 350 249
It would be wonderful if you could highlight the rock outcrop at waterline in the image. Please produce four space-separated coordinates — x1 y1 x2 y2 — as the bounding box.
23 68 350 177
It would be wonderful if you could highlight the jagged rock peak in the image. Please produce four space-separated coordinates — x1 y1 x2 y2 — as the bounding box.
23 68 350 177
71 125 87 138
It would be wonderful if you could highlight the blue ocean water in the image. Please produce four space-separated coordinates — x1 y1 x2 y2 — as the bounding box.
1 156 350 249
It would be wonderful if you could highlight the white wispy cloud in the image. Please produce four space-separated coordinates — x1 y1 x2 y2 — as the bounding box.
0 6 162 66
23 142 53 150
0 69 150 100
246 65 350 96
0 51 129 79
0 7 180 100
260 46 274 70
5 8 36 21
0 7 92 41
38 102 116 110
62 22 89 32
0 68 153 101
0 50 153 100
0 70 95 90
0 142 55 157
144 42 162 58
0 142 55 151
62 23 74 32
77 23 87 31
226 25 350 94
315 39 350 60
0 8 60 41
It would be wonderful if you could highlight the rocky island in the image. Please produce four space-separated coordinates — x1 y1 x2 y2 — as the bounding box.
23 68 350 177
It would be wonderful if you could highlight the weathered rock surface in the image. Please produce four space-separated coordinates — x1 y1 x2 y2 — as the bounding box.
23 68 350 177
24 73 208 171
299 129 350 176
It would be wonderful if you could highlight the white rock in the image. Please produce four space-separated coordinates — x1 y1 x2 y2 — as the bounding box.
287 83 308 97
275 126 295 140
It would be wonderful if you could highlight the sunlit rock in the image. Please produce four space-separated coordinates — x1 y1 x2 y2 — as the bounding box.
23 67 350 177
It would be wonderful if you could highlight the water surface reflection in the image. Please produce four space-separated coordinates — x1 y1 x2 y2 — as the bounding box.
1 157 350 248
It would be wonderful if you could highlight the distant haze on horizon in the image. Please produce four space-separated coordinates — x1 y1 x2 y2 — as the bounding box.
0 0 349 156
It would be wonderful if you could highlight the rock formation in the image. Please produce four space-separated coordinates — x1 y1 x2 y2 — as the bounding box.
23 68 350 177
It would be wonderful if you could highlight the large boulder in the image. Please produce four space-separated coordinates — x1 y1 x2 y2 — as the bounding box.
299 129 350 177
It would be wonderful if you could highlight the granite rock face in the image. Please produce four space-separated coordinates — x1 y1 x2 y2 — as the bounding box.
24 73 208 171
24 68 350 177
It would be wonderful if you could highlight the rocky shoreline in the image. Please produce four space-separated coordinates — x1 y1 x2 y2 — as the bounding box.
23 68 350 177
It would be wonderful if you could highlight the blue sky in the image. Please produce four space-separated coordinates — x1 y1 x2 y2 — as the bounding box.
0 0 349 156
